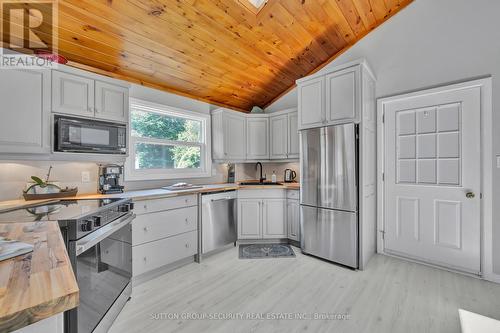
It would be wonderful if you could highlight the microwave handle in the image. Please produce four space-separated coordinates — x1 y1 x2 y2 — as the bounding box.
75 213 135 256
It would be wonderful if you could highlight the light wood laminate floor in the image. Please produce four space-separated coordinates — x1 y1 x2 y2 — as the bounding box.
110 247 500 333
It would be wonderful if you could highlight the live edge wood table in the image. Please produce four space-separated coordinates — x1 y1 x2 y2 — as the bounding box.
0 221 79 333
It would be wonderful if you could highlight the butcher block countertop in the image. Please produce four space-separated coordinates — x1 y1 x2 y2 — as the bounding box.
0 183 299 213
0 221 79 333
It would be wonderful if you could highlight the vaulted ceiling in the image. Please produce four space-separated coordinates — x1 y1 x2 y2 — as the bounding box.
5 0 412 111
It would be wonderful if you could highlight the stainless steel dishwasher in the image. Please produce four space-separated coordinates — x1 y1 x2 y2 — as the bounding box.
201 190 237 255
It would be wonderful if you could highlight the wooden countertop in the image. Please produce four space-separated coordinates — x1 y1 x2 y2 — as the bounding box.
0 183 299 213
0 221 79 332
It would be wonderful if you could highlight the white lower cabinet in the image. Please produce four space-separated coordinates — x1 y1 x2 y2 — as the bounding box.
262 199 286 238
132 195 198 278
133 230 197 276
238 190 287 240
237 199 261 239
287 198 300 242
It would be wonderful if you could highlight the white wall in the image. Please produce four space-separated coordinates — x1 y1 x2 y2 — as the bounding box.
0 83 227 200
265 0 500 275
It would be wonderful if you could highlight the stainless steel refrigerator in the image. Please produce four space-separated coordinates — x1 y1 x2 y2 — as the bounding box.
300 123 358 268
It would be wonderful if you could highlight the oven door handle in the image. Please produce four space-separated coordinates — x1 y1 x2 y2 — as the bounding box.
76 213 135 256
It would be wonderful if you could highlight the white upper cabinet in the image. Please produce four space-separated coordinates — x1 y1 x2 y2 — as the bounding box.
52 71 95 117
52 70 129 123
224 112 246 160
270 114 288 159
297 61 366 129
0 68 51 154
212 108 299 162
246 116 269 160
298 76 324 129
95 81 129 122
287 112 299 158
325 66 360 124
212 109 246 161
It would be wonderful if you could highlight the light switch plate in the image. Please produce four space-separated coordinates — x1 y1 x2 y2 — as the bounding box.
81 171 91 183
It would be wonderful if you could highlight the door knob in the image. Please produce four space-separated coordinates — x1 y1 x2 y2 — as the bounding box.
466 192 475 199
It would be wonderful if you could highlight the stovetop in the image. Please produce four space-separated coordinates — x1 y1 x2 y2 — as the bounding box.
0 198 124 223
0 198 133 240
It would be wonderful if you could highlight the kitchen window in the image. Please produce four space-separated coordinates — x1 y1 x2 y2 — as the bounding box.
125 98 211 180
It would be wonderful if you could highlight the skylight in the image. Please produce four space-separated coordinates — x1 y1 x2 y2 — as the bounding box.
237 0 268 14
248 0 267 9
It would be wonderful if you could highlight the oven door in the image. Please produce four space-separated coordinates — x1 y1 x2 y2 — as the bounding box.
67 213 134 333
55 116 127 154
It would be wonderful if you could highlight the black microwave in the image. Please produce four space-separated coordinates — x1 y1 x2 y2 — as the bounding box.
54 115 127 154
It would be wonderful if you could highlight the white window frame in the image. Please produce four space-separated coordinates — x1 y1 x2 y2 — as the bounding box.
125 98 212 181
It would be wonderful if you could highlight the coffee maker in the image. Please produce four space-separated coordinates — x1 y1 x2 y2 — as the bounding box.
98 164 124 194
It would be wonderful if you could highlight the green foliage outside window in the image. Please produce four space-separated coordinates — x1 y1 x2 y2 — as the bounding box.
131 110 202 170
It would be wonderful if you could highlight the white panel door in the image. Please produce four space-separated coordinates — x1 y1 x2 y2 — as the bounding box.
384 86 481 273
287 112 300 158
52 71 95 117
298 77 324 129
325 66 360 124
224 112 246 160
263 199 286 238
0 68 50 154
246 117 269 159
95 81 129 123
270 114 288 159
238 199 261 239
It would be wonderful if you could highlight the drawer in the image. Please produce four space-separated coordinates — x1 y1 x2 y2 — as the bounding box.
286 190 299 200
134 194 197 215
132 230 197 276
238 189 285 199
132 206 198 246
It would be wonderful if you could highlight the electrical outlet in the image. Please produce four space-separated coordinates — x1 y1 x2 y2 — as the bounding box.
81 171 91 183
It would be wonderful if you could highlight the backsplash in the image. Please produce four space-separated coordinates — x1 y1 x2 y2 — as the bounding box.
235 162 300 183
0 161 100 201
0 161 228 201
0 161 297 201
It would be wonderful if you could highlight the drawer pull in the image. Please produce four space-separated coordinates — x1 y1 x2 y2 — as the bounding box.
143 257 147 262
143 227 148 232
143 204 148 209
185 218 189 224
185 243 190 248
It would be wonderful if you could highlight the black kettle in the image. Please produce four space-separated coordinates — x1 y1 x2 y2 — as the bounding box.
284 169 297 183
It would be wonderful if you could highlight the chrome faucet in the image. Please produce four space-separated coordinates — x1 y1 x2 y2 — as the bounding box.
255 162 266 183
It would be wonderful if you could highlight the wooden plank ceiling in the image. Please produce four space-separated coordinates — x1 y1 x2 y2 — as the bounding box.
7 0 412 111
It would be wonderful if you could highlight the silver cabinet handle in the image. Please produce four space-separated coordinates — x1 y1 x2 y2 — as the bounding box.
143 226 148 232
143 257 147 262
185 218 189 224
185 243 190 248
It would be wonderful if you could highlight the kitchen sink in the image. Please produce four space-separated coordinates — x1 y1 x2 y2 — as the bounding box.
239 182 283 186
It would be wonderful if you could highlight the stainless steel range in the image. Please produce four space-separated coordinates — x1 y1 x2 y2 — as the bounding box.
0 198 135 333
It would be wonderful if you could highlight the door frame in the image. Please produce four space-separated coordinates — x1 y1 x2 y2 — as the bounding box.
377 77 494 281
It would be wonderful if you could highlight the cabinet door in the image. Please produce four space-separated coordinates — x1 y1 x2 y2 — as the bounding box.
270 114 288 159
224 112 246 160
246 117 269 159
287 112 299 158
287 200 300 241
262 199 286 239
298 76 324 129
238 199 261 239
95 81 129 123
0 68 50 154
325 66 360 124
52 71 95 117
